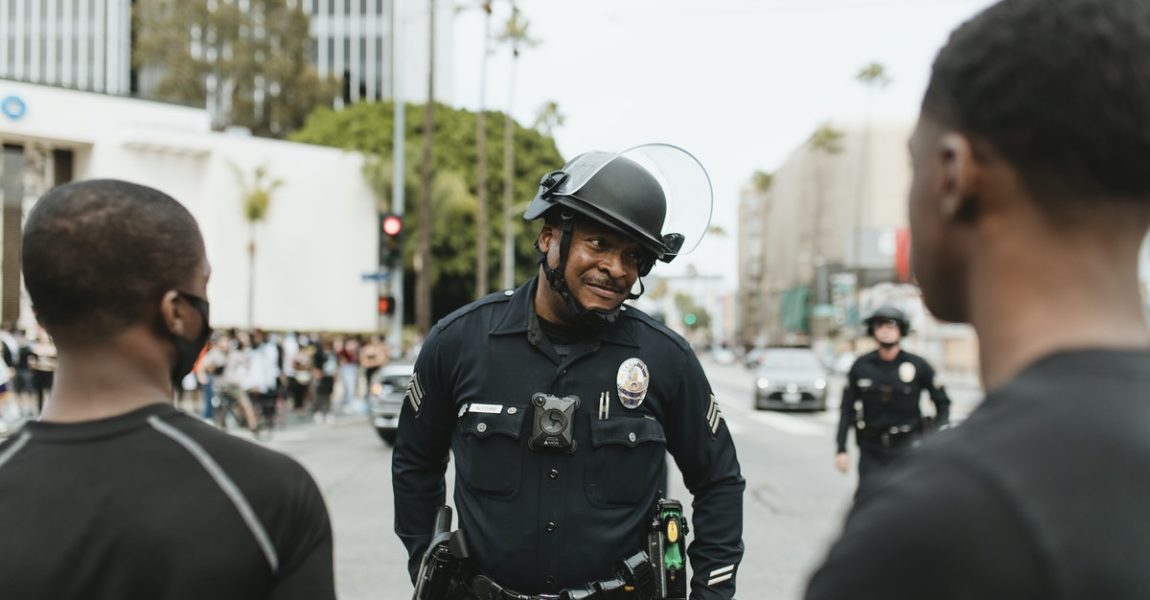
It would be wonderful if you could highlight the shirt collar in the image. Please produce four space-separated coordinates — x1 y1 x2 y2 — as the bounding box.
489 276 639 348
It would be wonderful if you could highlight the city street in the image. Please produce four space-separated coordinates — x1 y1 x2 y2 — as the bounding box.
262 357 984 600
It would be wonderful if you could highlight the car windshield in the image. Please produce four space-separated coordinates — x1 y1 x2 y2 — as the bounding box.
760 351 822 371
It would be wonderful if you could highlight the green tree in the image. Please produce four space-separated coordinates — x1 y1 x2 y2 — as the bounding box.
231 163 283 328
133 0 338 137
497 4 540 289
291 101 563 327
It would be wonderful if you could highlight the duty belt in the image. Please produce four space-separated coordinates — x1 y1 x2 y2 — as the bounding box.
856 423 920 447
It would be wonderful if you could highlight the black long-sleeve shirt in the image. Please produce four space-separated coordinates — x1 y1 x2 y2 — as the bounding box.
836 349 950 453
392 277 745 598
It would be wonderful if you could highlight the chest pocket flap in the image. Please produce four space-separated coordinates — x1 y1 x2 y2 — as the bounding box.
589 416 667 448
460 409 525 440
457 408 526 498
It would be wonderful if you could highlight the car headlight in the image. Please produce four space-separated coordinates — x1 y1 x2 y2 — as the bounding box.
756 378 769 390
815 378 827 390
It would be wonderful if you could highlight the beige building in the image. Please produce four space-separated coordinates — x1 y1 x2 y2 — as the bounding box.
737 122 981 374
738 122 913 344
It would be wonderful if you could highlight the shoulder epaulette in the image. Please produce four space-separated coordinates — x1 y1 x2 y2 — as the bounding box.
430 289 515 335
619 305 692 352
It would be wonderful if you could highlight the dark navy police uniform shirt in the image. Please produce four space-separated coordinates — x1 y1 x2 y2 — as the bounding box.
393 277 745 598
836 349 951 453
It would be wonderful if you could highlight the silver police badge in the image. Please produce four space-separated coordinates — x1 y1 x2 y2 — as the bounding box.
616 358 650 409
899 361 917 383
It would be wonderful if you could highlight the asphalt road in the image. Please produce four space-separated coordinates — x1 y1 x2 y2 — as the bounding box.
264 357 985 600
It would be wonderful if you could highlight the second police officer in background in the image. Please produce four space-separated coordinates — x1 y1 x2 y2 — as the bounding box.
834 305 950 497
393 144 744 599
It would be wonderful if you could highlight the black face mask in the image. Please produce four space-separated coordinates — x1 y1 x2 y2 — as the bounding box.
170 291 212 387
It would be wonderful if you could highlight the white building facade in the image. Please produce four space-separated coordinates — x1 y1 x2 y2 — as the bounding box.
0 79 380 332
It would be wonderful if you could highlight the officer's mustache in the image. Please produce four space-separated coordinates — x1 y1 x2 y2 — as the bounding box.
582 276 626 294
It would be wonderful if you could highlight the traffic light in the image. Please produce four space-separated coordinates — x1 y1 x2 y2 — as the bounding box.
378 295 396 316
379 213 403 266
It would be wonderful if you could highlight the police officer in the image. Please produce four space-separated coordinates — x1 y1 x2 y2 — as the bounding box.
393 145 745 599
833 305 949 496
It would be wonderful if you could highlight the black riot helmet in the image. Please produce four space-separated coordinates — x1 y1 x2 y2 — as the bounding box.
865 305 910 337
525 153 682 262
525 144 713 327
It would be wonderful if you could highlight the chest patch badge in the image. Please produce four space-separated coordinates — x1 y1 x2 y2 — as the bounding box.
899 361 917 383
617 358 650 409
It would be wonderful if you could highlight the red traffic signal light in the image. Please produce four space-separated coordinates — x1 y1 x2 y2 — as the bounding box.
377 295 396 315
381 214 403 237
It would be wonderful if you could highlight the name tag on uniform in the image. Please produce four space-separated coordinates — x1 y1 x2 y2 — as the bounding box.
469 403 504 414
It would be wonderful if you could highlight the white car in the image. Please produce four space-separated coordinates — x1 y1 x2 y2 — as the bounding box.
368 363 414 445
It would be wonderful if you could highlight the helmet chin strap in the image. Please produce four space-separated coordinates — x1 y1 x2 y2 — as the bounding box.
536 214 646 329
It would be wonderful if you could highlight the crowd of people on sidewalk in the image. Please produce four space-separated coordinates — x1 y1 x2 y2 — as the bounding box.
0 323 59 434
0 323 405 436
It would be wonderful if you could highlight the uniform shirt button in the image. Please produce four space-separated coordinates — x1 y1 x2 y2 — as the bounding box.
628 432 637 443
546 576 555 586
507 407 517 415
546 521 557 532
477 422 487 433
549 469 559 480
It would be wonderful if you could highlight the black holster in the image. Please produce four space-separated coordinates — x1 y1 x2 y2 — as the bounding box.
412 506 472 600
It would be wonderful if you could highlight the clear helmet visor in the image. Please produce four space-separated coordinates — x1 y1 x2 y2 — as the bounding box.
550 143 714 257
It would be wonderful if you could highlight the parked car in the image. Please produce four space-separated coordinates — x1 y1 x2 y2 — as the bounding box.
368 363 414 444
753 348 828 411
744 348 767 369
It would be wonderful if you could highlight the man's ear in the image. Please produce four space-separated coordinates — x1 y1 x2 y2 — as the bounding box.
939 132 980 222
158 290 184 336
537 224 556 254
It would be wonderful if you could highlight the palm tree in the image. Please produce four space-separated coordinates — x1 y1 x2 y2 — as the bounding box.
231 163 283 329
853 62 890 265
496 3 539 290
806 123 844 280
474 0 494 298
417 0 437 333
532 100 565 136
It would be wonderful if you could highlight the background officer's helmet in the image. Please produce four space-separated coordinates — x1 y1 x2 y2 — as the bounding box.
865 305 911 337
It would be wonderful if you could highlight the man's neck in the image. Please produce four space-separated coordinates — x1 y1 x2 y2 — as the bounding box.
39 332 173 423
970 230 1150 391
877 345 901 361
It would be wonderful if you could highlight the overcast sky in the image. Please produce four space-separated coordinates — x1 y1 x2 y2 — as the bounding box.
448 0 999 291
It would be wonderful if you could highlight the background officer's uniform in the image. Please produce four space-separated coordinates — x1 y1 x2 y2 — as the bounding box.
393 277 745 598
836 349 950 495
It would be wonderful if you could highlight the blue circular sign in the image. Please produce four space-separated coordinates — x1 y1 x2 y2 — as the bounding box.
2 96 27 121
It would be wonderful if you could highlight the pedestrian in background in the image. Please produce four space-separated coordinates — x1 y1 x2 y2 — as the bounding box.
807 1 1150 597
0 179 335 598
335 335 359 414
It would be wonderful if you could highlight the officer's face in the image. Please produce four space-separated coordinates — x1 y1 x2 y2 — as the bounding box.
873 321 902 345
540 221 642 312
908 113 974 323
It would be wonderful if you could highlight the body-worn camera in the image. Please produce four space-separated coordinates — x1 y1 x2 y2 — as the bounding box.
528 393 580 453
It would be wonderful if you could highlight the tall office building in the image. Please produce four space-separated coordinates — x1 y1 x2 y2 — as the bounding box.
0 0 132 95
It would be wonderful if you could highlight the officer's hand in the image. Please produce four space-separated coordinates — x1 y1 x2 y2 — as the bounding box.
834 452 851 474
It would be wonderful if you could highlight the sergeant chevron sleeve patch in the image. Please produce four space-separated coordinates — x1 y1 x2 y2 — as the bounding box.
406 373 425 413
706 393 723 437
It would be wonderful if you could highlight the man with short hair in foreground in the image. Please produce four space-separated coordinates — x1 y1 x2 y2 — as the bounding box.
808 0 1150 597
0 179 336 599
